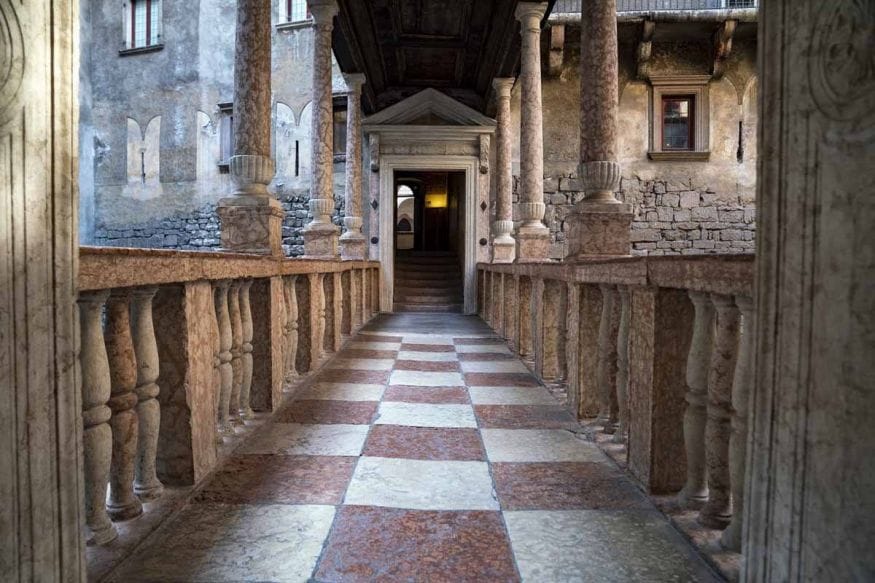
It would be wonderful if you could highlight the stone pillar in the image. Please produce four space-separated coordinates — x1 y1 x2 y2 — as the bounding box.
566 0 633 260
209 286 222 444
239 281 255 418
678 291 714 507
215 282 234 437
104 292 143 521
514 3 550 262
350 269 362 330
304 0 341 258
130 287 164 501
309 273 326 369
217 0 284 256
614 285 631 443
78 291 118 545
492 78 516 263
341 74 367 260
542 280 567 381
597 284 620 432
722 295 754 551
701 293 740 529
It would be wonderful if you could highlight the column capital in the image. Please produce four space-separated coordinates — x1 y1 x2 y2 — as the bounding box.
343 73 366 95
492 77 515 98
515 2 548 28
308 0 338 25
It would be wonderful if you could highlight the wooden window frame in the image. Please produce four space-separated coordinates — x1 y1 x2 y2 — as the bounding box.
122 0 163 54
648 75 711 162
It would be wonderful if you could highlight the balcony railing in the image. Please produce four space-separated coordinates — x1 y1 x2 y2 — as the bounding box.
478 254 754 576
78 247 379 576
552 0 757 13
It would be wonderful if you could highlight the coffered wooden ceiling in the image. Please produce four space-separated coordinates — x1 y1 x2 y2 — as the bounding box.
332 0 556 114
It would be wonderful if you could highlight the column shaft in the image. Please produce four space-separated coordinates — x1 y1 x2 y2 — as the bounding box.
239 280 255 418
215 282 234 437
341 74 367 260
304 0 341 258
614 285 631 443
597 283 620 432
492 78 516 263
514 3 550 262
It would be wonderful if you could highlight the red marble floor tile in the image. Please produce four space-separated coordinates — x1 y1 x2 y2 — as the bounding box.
393 360 460 372
492 462 652 511
193 455 357 505
358 335 403 342
464 372 540 387
275 400 378 424
363 426 486 461
314 506 520 583
338 348 398 359
458 352 516 361
454 337 506 344
317 369 390 384
383 385 470 404
400 343 456 352
474 404 579 429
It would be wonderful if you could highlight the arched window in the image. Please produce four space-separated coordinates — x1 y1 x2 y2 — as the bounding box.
397 218 412 232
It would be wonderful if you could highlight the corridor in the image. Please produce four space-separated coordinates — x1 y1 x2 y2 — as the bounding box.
109 313 720 582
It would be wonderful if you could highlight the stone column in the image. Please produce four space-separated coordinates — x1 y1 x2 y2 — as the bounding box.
215 282 234 437
309 273 326 369
492 78 516 263
239 280 255 418
104 291 143 521
722 294 754 551
614 285 631 443
340 74 367 260
566 0 633 260
678 291 714 507
217 0 284 256
514 3 550 262
130 287 164 501
701 293 740 529
209 286 223 444
78 291 118 545
304 0 341 258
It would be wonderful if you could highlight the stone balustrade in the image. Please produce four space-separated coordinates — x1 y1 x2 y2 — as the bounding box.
478 255 754 558
77 247 379 546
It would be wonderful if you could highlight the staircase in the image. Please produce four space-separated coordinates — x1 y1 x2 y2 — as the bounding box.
394 252 464 313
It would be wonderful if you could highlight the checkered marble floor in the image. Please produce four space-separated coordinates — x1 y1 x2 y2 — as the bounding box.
110 314 720 583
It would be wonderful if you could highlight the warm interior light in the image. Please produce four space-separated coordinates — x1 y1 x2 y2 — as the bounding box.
425 192 447 208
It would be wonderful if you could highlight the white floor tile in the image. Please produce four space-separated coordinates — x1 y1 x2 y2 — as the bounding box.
460 360 530 373
389 370 465 387
397 350 459 362
468 386 559 405
299 382 385 402
238 423 369 457
327 358 394 371
376 402 477 428
456 344 513 354
481 429 606 463
348 341 402 351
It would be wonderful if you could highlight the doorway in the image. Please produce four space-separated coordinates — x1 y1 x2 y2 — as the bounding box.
392 171 466 312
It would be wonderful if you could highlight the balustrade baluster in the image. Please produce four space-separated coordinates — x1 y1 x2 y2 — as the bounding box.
78 291 118 544
722 294 754 550
679 290 714 507
597 284 620 433
284 275 300 380
614 285 631 443
215 281 234 436
701 293 740 529
104 291 143 521
210 284 223 443
229 281 244 423
131 287 164 501
239 280 255 418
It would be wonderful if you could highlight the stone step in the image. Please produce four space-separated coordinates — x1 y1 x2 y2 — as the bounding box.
393 302 464 313
395 293 464 304
394 262 461 271
395 271 462 282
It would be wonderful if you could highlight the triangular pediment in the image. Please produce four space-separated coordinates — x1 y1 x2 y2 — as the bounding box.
363 89 496 128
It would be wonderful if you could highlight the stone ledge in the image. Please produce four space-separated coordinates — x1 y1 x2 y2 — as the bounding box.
79 246 379 292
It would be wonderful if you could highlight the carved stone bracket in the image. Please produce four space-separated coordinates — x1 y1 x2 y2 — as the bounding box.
711 20 737 80
636 20 656 81
479 135 490 174
549 24 565 78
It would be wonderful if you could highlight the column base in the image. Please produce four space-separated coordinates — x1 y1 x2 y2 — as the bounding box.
304 223 340 258
515 227 550 263
492 238 516 263
340 234 367 261
566 202 634 260
217 197 284 257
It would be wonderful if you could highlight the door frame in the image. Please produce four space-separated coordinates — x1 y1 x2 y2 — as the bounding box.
379 155 479 314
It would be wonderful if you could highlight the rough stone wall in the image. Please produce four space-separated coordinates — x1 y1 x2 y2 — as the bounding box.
81 4 349 256
508 21 759 259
